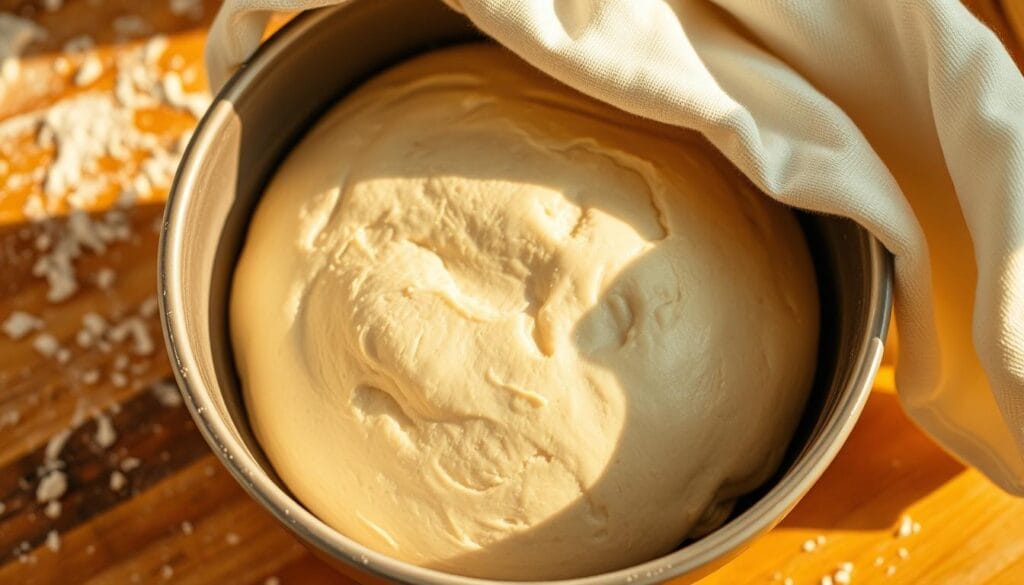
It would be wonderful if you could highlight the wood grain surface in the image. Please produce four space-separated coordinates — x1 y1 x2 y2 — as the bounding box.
0 1 1021 584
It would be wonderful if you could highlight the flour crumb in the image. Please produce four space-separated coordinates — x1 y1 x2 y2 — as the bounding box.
74 54 103 86
44 500 62 519
78 312 109 347
120 456 141 471
36 470 67 502
264 578 280 585
45 428 71 462
897 547 909 560
81 369 101 385
160 70 210 118
885 566 896 577
139 295 159 318
225 532 240 546
896 515 914 538
181 520 193 535
161 564 174 579
144 35 168 65
874 556 885 567
109 316 154 355
53 56 71 75
2 311 43 339
32 333 61 358
109 470 126 491
42 0 63 12
94 267 117 290
94 413 117 448
45 530 60 552
34 232 52 251
31 211 131 302
151 381 182 407
820 576 833 585
110 371 128 387
33 236 78 300
801 538 817 553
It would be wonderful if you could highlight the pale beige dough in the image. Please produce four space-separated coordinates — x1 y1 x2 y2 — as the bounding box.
231 43 819 580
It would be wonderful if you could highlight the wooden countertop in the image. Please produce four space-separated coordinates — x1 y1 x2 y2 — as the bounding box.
0 1 1021 583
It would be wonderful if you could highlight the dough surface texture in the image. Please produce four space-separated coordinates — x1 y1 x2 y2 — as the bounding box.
231 44 819 580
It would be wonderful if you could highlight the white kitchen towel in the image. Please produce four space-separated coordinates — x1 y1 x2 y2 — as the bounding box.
205 0 1024 493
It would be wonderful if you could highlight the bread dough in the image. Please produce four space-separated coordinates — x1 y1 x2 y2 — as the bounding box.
231 44 819 580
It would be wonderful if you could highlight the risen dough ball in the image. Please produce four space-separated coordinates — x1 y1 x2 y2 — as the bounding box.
231 44 819 580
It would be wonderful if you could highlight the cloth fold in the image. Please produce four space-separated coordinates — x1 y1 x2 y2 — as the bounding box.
206 0 1024 493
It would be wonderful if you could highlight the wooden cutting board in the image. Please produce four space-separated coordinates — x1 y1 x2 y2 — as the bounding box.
0 1 1021 583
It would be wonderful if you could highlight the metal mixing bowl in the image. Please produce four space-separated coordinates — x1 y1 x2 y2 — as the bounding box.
157 1 893 582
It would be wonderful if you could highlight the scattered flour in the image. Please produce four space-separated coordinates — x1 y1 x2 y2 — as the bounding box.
161 71 210 118
108 316 155 355
32 333 60 358
43 500 62 519
94 267 116 289
896 515 913 538
73 54 104 86
31 209 131 302
0 34 210 303
2 311 43 339
45 530 60 552
139 295 159 318
36 470 67 503
120 456 141 471
109 470 127 491
94 413 117 448
2 10 214 548
44 428 71 462
151 381 182 407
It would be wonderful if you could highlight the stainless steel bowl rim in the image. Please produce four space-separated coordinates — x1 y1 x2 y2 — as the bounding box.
158 7 893 585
